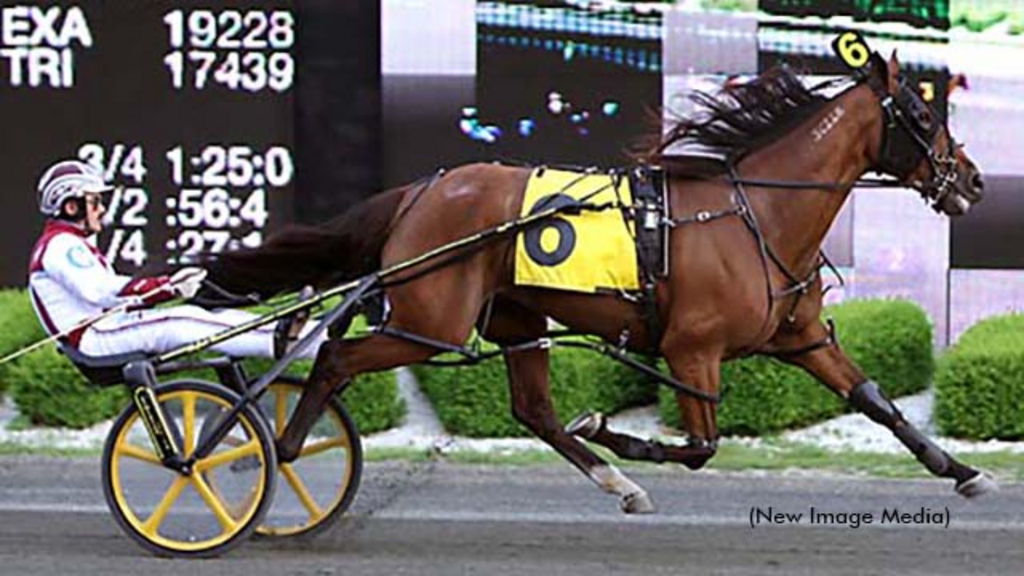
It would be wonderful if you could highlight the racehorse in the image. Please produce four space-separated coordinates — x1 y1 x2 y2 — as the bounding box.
202 51 989 513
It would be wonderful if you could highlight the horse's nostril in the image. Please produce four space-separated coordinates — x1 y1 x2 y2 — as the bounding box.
967 172 985 201
970 172 985 192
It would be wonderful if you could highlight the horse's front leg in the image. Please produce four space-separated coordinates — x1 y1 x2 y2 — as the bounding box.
770 321 996 498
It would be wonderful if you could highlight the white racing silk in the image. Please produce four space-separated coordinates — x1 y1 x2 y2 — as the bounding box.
27 220 324 359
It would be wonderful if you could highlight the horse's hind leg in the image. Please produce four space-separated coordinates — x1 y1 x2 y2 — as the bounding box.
566 405 718 470
772 320 996 498
482 297 655 514
275 334 437 462
277 250 491 462
565 344 722 471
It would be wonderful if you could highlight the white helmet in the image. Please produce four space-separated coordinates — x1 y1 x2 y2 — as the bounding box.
37 159 114 217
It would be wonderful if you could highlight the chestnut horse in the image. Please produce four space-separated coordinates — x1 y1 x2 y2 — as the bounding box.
203 52 990 513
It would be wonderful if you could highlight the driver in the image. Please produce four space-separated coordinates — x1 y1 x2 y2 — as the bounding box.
27 159 324 360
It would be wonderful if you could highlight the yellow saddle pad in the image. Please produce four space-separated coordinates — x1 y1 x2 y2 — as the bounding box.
514 168 639 293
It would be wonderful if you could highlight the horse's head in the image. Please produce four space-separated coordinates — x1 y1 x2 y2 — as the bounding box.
867 52 984 216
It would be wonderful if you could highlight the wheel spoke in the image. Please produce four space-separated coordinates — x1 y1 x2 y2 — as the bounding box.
191 473 240 531
194 439 261 473
141 475 189 535
182 391 196 457
274 386 289 438
299 437 347 458
280 463 323 520
116 442 162 465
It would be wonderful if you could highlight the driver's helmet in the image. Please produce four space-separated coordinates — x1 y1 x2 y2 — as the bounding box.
37 159 114 217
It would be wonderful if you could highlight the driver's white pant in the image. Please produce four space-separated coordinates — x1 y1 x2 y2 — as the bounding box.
78 305 325 360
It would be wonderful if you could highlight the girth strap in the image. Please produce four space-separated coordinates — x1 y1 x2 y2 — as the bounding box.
627 166 669 352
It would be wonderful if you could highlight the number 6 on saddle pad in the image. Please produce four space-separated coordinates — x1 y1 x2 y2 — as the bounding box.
514 168 640 294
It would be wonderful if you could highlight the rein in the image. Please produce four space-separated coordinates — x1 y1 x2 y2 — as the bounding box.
156 190 623 364
728 175 901 190
189 278 262 308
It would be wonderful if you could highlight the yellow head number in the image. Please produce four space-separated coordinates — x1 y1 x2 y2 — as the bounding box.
919 81 935 102
833 31 870 69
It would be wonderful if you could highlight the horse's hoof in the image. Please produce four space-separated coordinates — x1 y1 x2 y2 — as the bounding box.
565 411 604 439
621 491 655 514
956 472 998 499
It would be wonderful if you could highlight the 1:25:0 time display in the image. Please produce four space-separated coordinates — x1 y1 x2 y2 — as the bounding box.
165 144 293 188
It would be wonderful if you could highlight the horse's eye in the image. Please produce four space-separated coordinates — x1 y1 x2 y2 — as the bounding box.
917 110 932 130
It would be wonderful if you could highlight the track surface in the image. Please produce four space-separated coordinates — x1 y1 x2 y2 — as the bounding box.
0 457 1020 575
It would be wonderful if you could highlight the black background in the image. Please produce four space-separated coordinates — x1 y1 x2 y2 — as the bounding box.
0 0 381 286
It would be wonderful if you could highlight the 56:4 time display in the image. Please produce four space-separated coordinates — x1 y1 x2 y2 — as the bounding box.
172 187 268 229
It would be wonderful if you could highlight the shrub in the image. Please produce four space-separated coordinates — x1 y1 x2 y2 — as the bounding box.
8 344 129 428
658 298 934 435
935 314 1024 440
414 341 657 437
0 289 46 396
2 344 403 433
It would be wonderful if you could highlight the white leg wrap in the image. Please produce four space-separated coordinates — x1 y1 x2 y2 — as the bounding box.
956 473 998 499
588 464 655 514
565 411 604 438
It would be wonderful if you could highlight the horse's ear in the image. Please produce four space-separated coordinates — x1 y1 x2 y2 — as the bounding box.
883 50 904 94
948 73 969 96
887 50 901 81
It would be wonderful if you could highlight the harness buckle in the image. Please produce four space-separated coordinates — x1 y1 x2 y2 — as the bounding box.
880 96 898 129
617 328 631 350
642 206 660 230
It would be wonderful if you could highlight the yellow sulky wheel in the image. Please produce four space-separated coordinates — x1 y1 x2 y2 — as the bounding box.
253 379 362 539
101 380 277 558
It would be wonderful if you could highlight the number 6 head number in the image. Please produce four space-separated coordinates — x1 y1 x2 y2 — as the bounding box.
832 31 871 70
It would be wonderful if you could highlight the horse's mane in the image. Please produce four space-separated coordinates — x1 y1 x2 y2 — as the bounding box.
639 66 831 169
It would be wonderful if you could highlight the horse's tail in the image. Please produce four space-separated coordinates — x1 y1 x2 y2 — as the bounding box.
201 186 408 300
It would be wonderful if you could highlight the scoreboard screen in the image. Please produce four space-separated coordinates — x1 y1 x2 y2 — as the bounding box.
0 1 295 282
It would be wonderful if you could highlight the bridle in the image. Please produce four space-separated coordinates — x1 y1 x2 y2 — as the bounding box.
864 66 962 212
725 67 962 199
669 63 966 358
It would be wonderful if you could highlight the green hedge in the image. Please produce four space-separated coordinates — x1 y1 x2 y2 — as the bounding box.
8 344 129 428
414 341 657 437
0 289 46 396
1 289 128 427
658 298 934 435
7 352 403 432
5 352 402 432
935 314 1024 440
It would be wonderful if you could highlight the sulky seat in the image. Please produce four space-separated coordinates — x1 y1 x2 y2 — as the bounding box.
57 343 149 387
